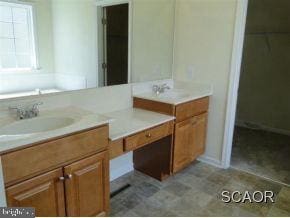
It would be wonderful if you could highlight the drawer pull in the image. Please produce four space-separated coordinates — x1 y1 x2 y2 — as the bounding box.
146 133 152 138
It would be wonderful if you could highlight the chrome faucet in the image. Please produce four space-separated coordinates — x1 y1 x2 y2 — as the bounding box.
9 102 43 120
152 83 171 95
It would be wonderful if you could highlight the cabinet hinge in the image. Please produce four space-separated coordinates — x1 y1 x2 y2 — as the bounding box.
102 63 107 69
102 18 107 25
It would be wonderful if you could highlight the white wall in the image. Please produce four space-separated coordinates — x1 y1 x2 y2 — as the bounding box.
51 0 98 90
173 0 238 164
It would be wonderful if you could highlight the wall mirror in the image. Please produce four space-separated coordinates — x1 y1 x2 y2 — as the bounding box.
0 0 175 100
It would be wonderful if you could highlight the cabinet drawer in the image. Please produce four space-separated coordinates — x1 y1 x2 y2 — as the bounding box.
175 97 209 122
2 125 109 186
124 121 173 152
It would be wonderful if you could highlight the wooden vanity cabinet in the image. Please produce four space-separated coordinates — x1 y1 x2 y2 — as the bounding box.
2 126 110 217
133 97 209 173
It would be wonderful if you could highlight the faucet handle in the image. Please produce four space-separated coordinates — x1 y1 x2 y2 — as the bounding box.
32 102 43 109
152 84 161 95
9 106 26 120
31 102 43 116
161 83 170 88
152 84 159 91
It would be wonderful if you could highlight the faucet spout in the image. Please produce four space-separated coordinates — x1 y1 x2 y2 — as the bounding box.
152 83 171 95
9 102 43 120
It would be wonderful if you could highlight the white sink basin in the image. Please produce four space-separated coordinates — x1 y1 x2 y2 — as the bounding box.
158 90 190 99
0 116 75 136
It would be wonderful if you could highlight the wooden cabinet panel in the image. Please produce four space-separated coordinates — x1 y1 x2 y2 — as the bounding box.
175 97 209 122
2 125 109 186
64 151 109 217
109 139 124 159
124 121 174 151
173 113 208 173
189 113 208 161
173 118 193 173
6 168 65 217
133 136 172 181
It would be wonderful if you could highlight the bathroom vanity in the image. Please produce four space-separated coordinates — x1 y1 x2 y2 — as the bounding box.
0 83 212 217
134 94 209 173
1 125 109 217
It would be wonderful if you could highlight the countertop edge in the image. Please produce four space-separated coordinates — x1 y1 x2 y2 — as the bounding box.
0 120 110 155
133 92 213 105
109 117 175 141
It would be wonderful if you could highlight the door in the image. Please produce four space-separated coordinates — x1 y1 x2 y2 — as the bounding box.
173 113 208 173
6 168 66 217
173 118 193 173
189 113 208 161
102 4 128 86
64 151 110 217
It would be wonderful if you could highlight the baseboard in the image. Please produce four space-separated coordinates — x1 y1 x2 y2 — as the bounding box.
236 120 290 136
197 155 223 168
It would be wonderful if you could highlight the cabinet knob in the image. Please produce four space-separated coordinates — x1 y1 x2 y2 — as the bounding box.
59 176 65 181
66 174 73 180
146 133 151 138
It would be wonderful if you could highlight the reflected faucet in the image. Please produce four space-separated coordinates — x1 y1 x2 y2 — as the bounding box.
152 83 171 95
9 102 43 120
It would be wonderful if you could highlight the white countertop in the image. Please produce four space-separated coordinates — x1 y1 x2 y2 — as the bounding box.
104 108 175 141
0 107 175 153
133 82 213 105
0 107 111 154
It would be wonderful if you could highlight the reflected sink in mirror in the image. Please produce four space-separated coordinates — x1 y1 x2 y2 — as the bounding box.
0 116 75 136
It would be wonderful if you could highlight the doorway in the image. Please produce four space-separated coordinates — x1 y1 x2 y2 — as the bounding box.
97 2 130 87
229 0 290 185
103 4 128 86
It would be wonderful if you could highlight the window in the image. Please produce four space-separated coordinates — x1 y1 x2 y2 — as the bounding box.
0 1 37 71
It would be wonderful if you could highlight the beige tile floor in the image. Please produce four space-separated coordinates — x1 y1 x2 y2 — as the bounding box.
231 126 290 185
110 161 290 217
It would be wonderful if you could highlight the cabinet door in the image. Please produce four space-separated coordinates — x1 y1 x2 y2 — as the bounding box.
173 118 193 173
6 168 66 217
64 151 110 217
189 113 208 161
173 113 208 173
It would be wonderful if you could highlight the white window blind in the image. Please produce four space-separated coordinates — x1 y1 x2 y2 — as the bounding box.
0 2 36 71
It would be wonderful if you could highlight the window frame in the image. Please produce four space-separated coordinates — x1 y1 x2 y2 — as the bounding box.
0 1 38 73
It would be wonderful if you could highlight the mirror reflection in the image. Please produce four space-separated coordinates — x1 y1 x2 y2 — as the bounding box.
0 0 175 99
